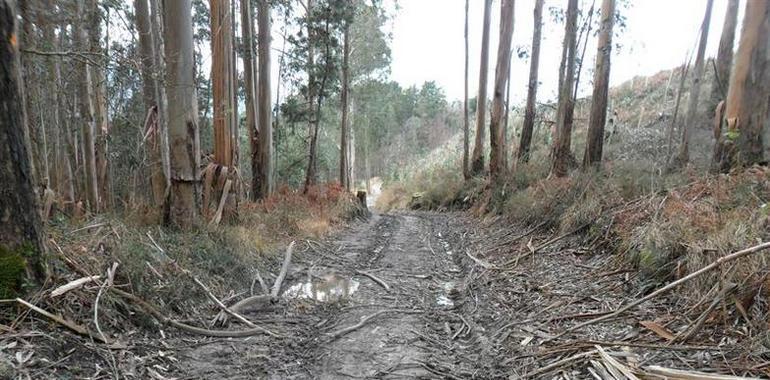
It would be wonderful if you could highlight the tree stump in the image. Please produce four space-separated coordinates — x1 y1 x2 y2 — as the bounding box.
356 191 367 209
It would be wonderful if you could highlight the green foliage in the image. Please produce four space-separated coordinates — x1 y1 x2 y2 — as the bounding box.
0 245 30 298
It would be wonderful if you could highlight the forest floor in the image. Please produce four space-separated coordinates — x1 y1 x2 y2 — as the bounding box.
7 210 767 379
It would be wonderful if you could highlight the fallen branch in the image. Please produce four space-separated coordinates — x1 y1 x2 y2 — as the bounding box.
503 223 590 268
50 276 101 298
355 270 391 292
674 283 737 343
227 295 275 313
644 365 757 380
50 242 281 338
553 241 770 339
16 298 110 344
111 288 281 338
271 242 295 297
597 345 640 380
253 267 269 295
93 263 118 344
519 349 598 379
182 268 260 329
465 250 496 269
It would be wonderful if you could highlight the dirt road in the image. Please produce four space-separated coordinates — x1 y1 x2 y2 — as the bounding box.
177 211 495 379
174 210 757 379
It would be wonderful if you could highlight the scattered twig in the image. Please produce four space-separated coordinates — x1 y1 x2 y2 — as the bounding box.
208 179 233 227
355 270 391 292
93 263 118 344
254 267 269 295
271 242 295 297
69 222 108 234
597 345 641 380
49 276 102 298
553 241 770 339
465 250 496 269
503 222 590 268
326 309 422 340
51 244 281 338
520 349 598 378
111 288 281 338
181 267 260 329
675 283 737 343
644 365 753 380
15 298 110 344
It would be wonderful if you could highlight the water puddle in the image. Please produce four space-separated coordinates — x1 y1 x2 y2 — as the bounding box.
437 294 454 307
436 281 456 307
284 274 360 302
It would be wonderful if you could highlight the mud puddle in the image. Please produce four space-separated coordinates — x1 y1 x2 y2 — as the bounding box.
284 273 360 302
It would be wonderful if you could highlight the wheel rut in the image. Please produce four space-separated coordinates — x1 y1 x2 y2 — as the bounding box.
305 212 469 379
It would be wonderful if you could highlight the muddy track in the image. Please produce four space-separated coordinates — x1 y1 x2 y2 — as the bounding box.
174 211 485 379
308 212 468 378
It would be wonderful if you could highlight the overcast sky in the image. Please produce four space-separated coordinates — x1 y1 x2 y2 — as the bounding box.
389 0 741 104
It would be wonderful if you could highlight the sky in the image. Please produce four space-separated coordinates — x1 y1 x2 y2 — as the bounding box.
389 0 741 104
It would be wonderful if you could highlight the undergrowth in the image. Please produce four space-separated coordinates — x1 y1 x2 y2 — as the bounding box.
379 158 770 305
34 183 364 333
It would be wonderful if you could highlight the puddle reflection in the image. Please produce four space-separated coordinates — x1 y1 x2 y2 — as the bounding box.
284 274 360 302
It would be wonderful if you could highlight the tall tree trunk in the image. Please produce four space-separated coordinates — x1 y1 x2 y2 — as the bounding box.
304 0 318 191
90 1 110 209
150 0 171 214
573 1 596 101
41 0 57 191
488 0 515 179
240 0 259 200
712 0 769 172
256 0 273 198
502 62 511 171
164 0 201 229
340 20 351 190
462 0 470 179
0 0 46 284
18 0 40 190
517 0 544 164
272 25 287 188
57 26 76 209
550 0 579 177
582 0 615 169
75 0 100 212
349 99 356 188
709 0 739 117
210 0 236 168
135 0 166 207
674 0 714 167
470 0 493 176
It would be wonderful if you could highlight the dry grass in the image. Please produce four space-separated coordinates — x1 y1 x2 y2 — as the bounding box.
616 167 770 295
41 183 364 331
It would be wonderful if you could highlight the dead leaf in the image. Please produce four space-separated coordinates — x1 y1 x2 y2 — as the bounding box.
640 320 675 341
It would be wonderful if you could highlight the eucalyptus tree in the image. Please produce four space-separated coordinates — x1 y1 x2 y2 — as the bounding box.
517 0 544 164
582 0 616 169
712 0 769 172
672 0 714 168
164 0 201 229
0 0 46 284
550 0 578 177
488 0 515 179
470 0 492 176
709 0 739 117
